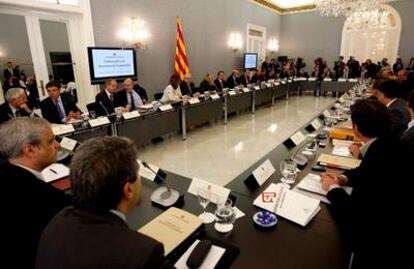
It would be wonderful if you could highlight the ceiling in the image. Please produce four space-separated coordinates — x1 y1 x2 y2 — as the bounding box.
267 0 315 9
253 0 316 13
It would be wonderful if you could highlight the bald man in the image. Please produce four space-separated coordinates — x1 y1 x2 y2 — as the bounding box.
118 78 144 111
179 74 198 97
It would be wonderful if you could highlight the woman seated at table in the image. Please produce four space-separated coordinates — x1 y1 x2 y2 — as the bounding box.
160 75 183 103
199 73 218 93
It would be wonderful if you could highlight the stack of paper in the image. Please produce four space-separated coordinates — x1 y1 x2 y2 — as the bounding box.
41 163 70 183
331 139 354 157
317 153 361 170
295 173 352 203
253 183 320 226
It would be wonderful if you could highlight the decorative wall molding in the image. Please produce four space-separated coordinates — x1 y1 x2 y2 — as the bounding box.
252 0 316 14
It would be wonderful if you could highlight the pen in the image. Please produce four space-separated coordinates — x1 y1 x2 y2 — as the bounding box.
50 168 58 174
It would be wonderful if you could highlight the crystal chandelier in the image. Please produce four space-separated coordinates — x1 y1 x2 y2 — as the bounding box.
315 0 389 17
346 8 390 31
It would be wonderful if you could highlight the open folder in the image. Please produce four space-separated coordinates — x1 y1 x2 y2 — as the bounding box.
253 183 321 227
138 207 203 255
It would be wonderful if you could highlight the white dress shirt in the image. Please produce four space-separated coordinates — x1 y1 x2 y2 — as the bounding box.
127 90 143 108
160 85 182 103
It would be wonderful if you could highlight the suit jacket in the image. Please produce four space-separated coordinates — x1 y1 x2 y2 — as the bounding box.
199 80 217 93
326 137 410 268
226 75 238 89
95 90 121 116
179 81 196 96
401 125 414 147
117 89 144 108
133 84 148 103
0 161 70 269
36 206 173 269
0 102 32 124
388 98 410 138
213 79 227 91
237 75 250 87
40 96 81 124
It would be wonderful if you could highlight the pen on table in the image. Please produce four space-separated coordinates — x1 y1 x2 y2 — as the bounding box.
49 168 58 174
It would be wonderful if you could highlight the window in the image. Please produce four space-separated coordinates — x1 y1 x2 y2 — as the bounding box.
340 4 401 64
247 24 267 67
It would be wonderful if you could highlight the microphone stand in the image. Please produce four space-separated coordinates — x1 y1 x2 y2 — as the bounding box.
141 161 180 207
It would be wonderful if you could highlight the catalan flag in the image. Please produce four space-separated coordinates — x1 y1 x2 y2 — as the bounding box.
174 16 190 80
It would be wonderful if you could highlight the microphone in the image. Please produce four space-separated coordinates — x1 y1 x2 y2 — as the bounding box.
141 161 180 208
98 101 110 116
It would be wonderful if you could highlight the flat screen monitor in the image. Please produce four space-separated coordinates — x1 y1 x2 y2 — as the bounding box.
87 47 137 84
244 53 258 69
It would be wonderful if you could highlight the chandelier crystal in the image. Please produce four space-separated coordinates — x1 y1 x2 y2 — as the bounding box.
315 0 389 17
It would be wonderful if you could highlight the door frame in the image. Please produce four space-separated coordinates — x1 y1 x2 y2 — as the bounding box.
0 0 97 109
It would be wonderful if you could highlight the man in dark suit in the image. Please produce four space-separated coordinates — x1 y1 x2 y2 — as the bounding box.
134 82 148 104
36 137 173 269
180 74 198 97
26 76 39 109
374 79 410 137
321 99 410 269
347 56 361 78
226 70 239 89
118 78 144 111
40 81 81 124
0 118 71 269
95 79 122 116
237 69 251 86
214 71 227 91
401 90 414 146
3 61 14 80
0 87 36 124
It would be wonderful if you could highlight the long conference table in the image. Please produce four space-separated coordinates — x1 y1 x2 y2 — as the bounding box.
51 81 359 268
58 79 357 146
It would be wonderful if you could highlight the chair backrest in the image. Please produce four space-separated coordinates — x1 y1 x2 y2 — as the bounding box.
86 102 97 112
153 92 163 101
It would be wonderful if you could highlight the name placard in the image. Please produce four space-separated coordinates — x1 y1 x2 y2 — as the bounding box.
308 77 317 81
159 104 174 111
228 91 237 96
123 110 141 119
324 78 333 82
187 178 231 204
242 88 250 93
89 117 110 127
188 97 200 105
311 119 322 130
210 94 220 100
60 137 77 151
52 124 75 135
137 160 159 182
323 110 331 117
252 159 276 186
290 131 306 146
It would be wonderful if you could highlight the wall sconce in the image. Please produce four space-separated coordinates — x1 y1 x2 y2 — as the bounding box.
118 18 150 49
228 33 243 53
267 38 279 53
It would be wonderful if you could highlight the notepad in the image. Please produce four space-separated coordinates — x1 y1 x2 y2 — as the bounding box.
138 207 203 255
317 153 361 170
253 183 320 226
41 163 70 183
296 173 352 198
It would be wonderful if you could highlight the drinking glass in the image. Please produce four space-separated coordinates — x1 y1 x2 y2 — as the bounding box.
214 199 236 233
197 187 215 224
89 110 96 119
280 159 297 185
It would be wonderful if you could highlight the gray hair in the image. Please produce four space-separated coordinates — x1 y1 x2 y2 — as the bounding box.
0 117 51 158
5 88 24 103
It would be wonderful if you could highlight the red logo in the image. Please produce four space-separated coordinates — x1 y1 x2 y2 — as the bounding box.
261 192 277 203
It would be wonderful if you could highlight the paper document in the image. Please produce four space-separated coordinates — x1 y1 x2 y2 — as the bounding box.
253 183 321 226
138 207 202 255
175 240 225 269
317 153 361 170
41 163 70 183
296 173 352 197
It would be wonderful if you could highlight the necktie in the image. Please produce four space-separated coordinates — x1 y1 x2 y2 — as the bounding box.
110 94 114 104
129 92 135 111
15 109 21 117
55 100 66 121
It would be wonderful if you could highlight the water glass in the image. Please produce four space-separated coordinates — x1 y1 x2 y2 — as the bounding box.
197 187 215 224
214 199 236 233
280 160 297 185
89 110 96 119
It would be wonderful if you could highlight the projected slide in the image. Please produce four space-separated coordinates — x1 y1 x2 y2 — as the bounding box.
91 49 135 78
